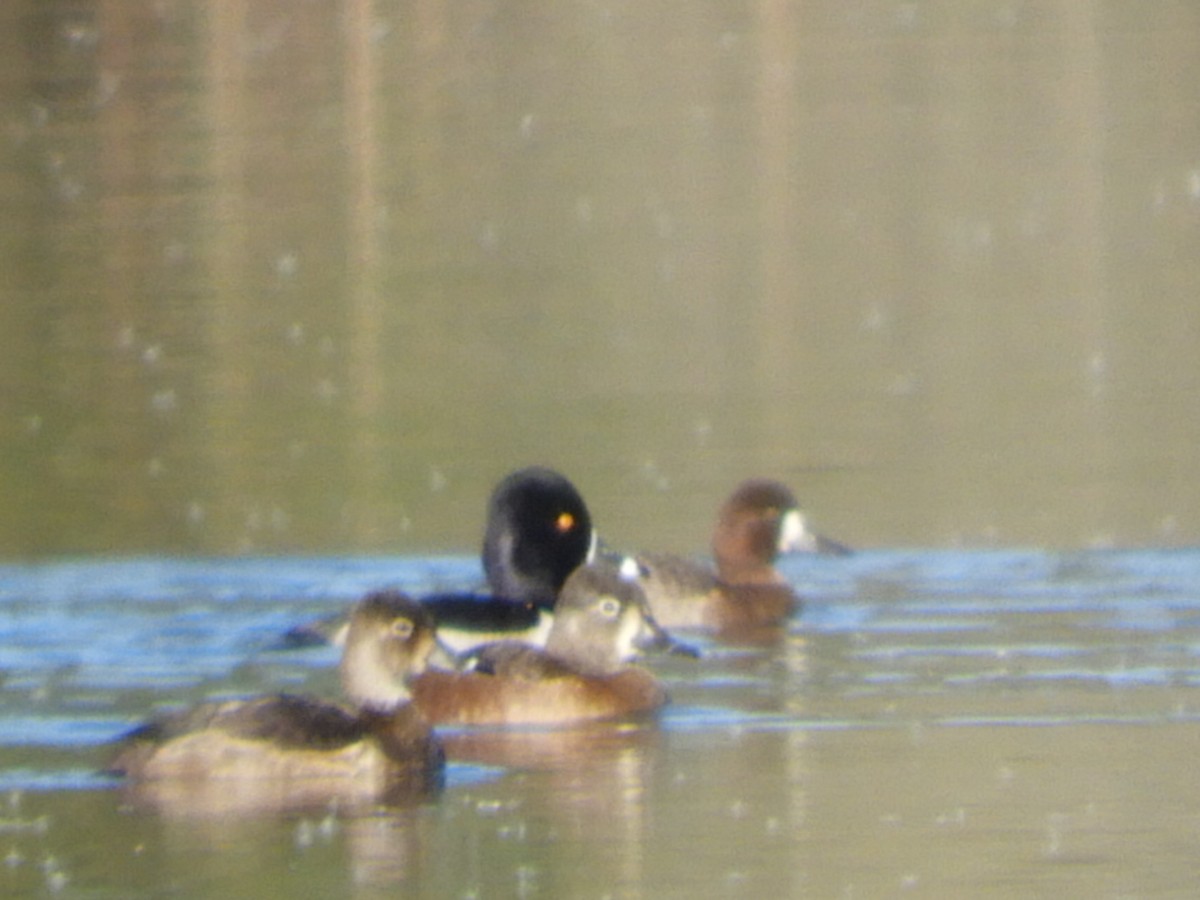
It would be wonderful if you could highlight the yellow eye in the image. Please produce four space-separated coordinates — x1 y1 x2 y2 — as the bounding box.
555 511 575 533
390 618 414 639
598 597 621 618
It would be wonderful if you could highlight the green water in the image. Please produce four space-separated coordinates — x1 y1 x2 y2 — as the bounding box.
3 2 1200 896
5 550 1200 897
2 1 1199 558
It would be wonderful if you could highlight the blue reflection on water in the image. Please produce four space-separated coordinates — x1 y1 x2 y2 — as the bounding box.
3 548 1200 791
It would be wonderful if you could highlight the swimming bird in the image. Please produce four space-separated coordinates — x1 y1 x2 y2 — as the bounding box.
410 562 678 726
282 466 596 653
634 478 849 631
108 592 444 806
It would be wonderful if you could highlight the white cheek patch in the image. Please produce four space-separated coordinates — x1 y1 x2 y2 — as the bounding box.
778 509 816 552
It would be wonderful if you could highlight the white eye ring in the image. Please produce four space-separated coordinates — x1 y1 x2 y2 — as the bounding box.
390 618 414 639
598 597 621 619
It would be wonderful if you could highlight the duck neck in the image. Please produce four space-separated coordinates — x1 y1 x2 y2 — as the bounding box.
340 642 412 714
713 522 778 585
545 620 624 676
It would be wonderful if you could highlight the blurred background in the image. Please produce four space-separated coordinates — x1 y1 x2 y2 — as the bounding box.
2 0 1198 558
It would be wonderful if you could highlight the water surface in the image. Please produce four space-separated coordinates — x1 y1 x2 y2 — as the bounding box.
2 1 1200 556
3 549 1200 896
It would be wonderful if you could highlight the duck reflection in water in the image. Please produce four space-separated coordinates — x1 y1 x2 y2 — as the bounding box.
107 592 444 814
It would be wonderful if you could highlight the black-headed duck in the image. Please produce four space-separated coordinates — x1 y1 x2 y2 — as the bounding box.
411 562 681 726
109 592 443 803
283 466 595 653
422 465 595 651
635 479 850 631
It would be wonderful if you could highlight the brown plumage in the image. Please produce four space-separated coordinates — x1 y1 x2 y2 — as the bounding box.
411 563 673 726
637 479 849 631
107 592 443 807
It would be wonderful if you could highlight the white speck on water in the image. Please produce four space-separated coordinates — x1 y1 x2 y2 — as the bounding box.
163 241 187 266
729 799 749 819
515 864 538 898
429 467 448 493
24 415 42 435
474 799 506 816
316 378 338 402
1043 816 1064 857
479 222 499 252
575 196 593 226
275 252 299 278
1187 168 1200 202
899 873 919 890
149 388 177 413
1086 350 1108 397
147 458 164 478
895 3 919 30
653 210 674 240
5 847 23 868
287 322 305 346
141 344 162 366
41 855 69 894
93 70 121 108
294 819 315 849
61 20 98 49
519 113 535 140
116 326 136 351
316 813 339 840
638 460 669 491
863 302 888 333
934 807 966 828
498 821 528 841
1151 180 1168 212
186 501 205 526
886 372 919 396
150 389 177 414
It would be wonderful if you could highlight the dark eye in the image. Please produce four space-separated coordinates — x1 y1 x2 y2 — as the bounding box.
598 597 621 618
390 618 414 639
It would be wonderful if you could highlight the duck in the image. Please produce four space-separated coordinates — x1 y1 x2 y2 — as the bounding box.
410 562 679 726
422 465 596 652
283 466 596 653
634 478 850 631
108 592 444 805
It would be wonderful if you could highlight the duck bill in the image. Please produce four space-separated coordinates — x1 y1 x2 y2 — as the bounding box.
778 509 852 556
635 611 700 659
813 533 853 556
